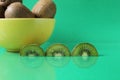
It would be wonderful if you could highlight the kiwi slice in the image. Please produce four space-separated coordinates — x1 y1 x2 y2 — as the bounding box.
46 57 70 67
20 44 44 57
72 43 98 56
45 44 71 57
72 56 98 68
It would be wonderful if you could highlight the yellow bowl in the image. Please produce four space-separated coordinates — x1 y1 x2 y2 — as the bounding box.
0 18 55 52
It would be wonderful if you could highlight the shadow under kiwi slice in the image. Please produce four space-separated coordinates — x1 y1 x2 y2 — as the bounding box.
19 56 44 68
46 57 70 68
72 56 98 68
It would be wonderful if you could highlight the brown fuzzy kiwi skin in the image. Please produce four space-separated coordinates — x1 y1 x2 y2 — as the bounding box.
0 0 22 7
32 0 56 18
0 5 5 18
5 2 35 18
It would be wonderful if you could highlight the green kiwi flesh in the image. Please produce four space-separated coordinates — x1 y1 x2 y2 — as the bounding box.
20 44 44 57
45 44 71 57
72 43 98 56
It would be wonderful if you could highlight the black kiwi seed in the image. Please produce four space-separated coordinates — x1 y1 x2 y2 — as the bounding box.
0 0 22 7
32 0 56 18
45 44 71 57
20 44 44 57
72 43 98 56
5 2 35 18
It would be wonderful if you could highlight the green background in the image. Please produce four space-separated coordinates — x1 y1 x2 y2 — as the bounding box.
23 1 120 79
0 0 120 80
24 0 120 56
24 0 120 43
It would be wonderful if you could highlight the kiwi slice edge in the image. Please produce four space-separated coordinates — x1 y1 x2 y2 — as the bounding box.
72 43 98 56
45 43 71 57
20 44 44 57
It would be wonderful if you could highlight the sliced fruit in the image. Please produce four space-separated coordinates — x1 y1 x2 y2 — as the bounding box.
72 43 98 56
45 43 71 57
20 44 44 56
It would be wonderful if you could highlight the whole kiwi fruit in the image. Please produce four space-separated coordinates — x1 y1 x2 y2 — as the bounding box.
0 5 5 18
5 2 35 18
32 0 56 18
0 0 22 7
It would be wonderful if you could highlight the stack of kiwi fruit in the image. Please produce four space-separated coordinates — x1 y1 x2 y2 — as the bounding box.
0 0 56 18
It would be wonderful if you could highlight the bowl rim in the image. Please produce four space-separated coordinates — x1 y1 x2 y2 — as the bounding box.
0 18 55 20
